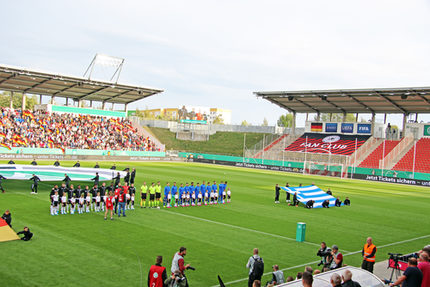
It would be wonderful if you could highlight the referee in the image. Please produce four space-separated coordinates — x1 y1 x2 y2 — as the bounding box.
149 183 156 208
140 181 148 208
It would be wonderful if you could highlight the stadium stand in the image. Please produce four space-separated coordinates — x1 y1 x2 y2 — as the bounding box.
285 133 371 155
0 107 160 151
358 140 400 169
392 137 430 173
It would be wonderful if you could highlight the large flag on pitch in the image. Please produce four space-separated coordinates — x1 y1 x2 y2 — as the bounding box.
281 185 340 208
0 218 19 242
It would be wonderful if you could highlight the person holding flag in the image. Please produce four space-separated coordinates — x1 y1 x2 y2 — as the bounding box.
29 174 41 194
0 174 6 193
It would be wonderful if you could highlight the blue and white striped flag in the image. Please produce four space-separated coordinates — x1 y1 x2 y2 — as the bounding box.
281 185 339 208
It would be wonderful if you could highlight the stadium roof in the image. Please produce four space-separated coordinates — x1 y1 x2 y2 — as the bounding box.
255 87 430 114
0 64 163 105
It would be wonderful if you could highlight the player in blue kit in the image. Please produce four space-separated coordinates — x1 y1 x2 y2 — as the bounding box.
171 182 177 207
178 184 185 206
212 181 218 204
207 182 212 204
163 182 170 207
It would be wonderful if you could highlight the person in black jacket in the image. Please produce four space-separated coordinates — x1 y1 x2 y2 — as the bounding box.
94 162 100 168
322 200 330 208
124 171 130 185
305 200 314 209
29 174 41 194
113 172 121 188
91 173 100 187
274 184 280 204
7 160 15 164
53 160 60 167
110 164 116 170
0 174 6 193
344 197 351 206
130 168 136 184
73 161 80 167
290 192 299 207
31 159 37 165
17 227 33 241
63 174 71 188
1 210 12 227
335 197 342 207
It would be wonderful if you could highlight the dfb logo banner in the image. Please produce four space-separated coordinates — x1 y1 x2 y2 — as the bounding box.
424 125 430 136
325 123 338 133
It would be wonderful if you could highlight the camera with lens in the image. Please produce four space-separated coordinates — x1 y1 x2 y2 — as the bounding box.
186 266 196 271
388 253 402 260
317 248 332 266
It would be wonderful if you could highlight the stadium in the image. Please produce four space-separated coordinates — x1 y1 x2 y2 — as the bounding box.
1 2 430 287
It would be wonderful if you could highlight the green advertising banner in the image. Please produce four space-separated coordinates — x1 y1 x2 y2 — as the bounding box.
424 125 430 136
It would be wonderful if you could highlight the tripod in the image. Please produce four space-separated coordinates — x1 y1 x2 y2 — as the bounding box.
386 257 401 285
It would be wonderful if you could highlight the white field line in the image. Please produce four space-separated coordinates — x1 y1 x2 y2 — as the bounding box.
160 210 321 248
210 234 430 287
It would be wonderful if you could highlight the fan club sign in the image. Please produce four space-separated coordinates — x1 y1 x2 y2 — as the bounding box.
285 133 370 155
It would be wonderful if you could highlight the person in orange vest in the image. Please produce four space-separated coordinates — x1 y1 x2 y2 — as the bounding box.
148 255 167 287
361 237 377 273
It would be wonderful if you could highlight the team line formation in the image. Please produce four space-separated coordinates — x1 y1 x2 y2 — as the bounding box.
49 179 232 218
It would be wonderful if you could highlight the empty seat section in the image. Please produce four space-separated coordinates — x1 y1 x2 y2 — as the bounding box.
358 140 400 168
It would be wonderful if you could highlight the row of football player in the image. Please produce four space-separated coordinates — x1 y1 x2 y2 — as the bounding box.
160 188 232 208
49 189 136 215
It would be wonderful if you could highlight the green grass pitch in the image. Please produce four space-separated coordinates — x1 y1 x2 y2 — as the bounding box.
0 160 429 287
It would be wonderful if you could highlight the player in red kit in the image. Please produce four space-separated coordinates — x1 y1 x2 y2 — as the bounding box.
104 191 114 220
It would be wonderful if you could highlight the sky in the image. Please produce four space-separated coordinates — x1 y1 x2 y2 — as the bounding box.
2 0 430 127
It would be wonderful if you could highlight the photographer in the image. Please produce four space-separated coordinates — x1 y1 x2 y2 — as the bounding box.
165 270 187 287
330 245 343 270
317 242 331 268
171 247 193 286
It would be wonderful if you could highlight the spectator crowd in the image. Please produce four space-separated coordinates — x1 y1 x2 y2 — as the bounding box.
0 107 159 151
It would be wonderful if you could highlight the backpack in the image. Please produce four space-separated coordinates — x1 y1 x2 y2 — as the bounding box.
252 257 264 278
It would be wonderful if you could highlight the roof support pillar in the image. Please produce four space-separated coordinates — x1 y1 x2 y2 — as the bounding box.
66 97 69 106
124 103 128 114
316 112 320 121
39 94 43 105
102 101 106 110
51 96 55 105
415 113 418 123
402 113 407 138
342 112 347 122
78 100 82 108
22 93 26 111
90 100 93 107
10 91 13 109
384 114 387 124
371 112 376 135
355 113 358 122
291 111 296 135
305 113 308 122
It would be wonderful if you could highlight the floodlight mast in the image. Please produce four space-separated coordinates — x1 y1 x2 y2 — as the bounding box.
83 53 125 83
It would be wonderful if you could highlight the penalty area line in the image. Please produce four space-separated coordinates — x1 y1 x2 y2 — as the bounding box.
160 209 321 248
212 233 430 287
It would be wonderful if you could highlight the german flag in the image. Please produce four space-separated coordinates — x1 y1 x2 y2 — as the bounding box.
60 147 65 154
0 143 11 150
47 142 53 149
0 132 5 138
311 123 323 132
0 218 19 242
48 138 54 144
